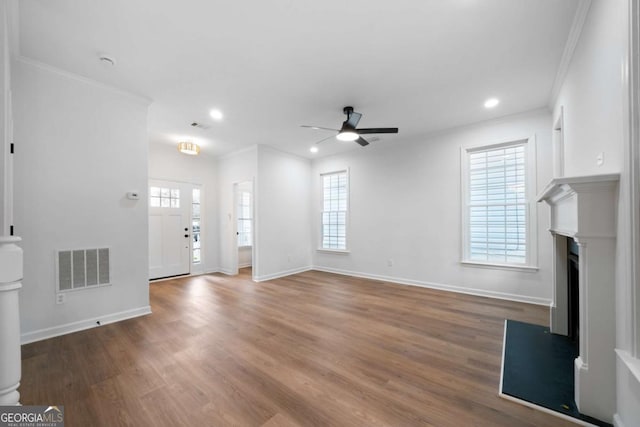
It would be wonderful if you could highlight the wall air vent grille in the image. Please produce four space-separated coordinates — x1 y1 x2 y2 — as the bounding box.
57 248 111 292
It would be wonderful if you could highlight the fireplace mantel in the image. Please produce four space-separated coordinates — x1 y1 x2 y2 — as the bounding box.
538 173 619 238
538 173 619 422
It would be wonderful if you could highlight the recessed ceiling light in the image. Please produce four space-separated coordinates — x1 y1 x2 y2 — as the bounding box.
310 146 319 153
484 98 500 108
209 109 223 120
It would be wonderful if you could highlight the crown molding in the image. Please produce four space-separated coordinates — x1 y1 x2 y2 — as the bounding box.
548 0 593 108
14 55 152 106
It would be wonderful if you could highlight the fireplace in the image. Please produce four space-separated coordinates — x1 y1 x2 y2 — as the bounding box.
567 238 579 344
538 174 619 422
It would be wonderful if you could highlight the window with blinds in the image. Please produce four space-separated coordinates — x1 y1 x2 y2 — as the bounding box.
465 142 528 265
237 191 252 247
321 171 348 250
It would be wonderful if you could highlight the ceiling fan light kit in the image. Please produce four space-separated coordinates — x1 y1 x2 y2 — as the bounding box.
303 106 399 147
336 130 359 141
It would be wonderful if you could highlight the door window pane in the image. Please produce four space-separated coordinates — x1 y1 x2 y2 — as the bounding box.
192 188 202 264
150 186 180 209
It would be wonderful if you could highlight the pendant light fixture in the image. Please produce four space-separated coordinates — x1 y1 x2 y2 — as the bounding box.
177 141 200 155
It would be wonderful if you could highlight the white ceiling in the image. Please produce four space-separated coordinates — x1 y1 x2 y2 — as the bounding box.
15 0 581 158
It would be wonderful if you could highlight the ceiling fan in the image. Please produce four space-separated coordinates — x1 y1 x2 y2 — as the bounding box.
302 106 399 147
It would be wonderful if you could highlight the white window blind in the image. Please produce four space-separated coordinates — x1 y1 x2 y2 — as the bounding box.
238 191 252 247
321 171 348 250
467 143 527 264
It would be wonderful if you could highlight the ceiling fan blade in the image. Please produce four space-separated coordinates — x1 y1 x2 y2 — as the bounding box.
301 125 339 132
355 137 369 147
356 127 399 135
346 111 362 128
314 134 338 145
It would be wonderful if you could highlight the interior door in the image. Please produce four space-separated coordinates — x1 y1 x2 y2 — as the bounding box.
149 180 191 279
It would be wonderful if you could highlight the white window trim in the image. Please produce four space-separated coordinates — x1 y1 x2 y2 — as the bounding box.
318 169 350 252
460 136 538 269
317 248 351 254
460 260 539 272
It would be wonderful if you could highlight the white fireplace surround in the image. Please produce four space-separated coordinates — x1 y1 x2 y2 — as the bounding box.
538 173 619 422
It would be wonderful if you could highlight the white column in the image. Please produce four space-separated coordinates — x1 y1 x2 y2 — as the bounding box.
0 236 21 405
573 236 616 421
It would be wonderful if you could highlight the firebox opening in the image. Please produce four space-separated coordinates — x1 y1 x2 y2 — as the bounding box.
567 238 579 349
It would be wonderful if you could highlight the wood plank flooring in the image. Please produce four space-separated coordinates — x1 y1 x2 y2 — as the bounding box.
20 269 574 426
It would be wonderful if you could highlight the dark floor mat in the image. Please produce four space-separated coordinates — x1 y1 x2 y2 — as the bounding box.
501 320 611 427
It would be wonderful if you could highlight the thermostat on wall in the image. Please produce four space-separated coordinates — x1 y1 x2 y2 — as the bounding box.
126 192 140 200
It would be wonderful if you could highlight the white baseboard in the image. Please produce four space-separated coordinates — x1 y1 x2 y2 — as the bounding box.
238 263 252 268
253 266 312 282
21 305 152 345
613 414 626 427
499 392 597 426
312 266 551 306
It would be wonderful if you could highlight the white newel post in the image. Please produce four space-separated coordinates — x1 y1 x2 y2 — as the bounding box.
0 236 21 405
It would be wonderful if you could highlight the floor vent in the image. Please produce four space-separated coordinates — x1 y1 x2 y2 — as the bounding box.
57 248 110 292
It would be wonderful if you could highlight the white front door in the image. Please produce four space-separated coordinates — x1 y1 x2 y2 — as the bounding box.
149 180 191 279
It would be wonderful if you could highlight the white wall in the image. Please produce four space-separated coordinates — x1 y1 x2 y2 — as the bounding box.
238 247 252 268
554 0 626 176
312 110 553 304
148 143 219 274
217 147 257 275
552 0 639 424
255 145 312 281
12 58 151 343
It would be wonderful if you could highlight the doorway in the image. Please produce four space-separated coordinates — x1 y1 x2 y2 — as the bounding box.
148 179 191 280
553 107 565 178
236 181 253 271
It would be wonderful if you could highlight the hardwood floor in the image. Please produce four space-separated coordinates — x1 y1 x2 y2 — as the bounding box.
20 269 573 426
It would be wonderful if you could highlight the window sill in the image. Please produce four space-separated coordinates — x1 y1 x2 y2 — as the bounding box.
317 248 351 254
616 349 640 384
460 260 539 272
238 245 252 249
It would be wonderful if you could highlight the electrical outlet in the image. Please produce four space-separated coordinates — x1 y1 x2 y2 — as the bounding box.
387 259 394 267
287 254 291 262
56 293 65 304
596 152 604 166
